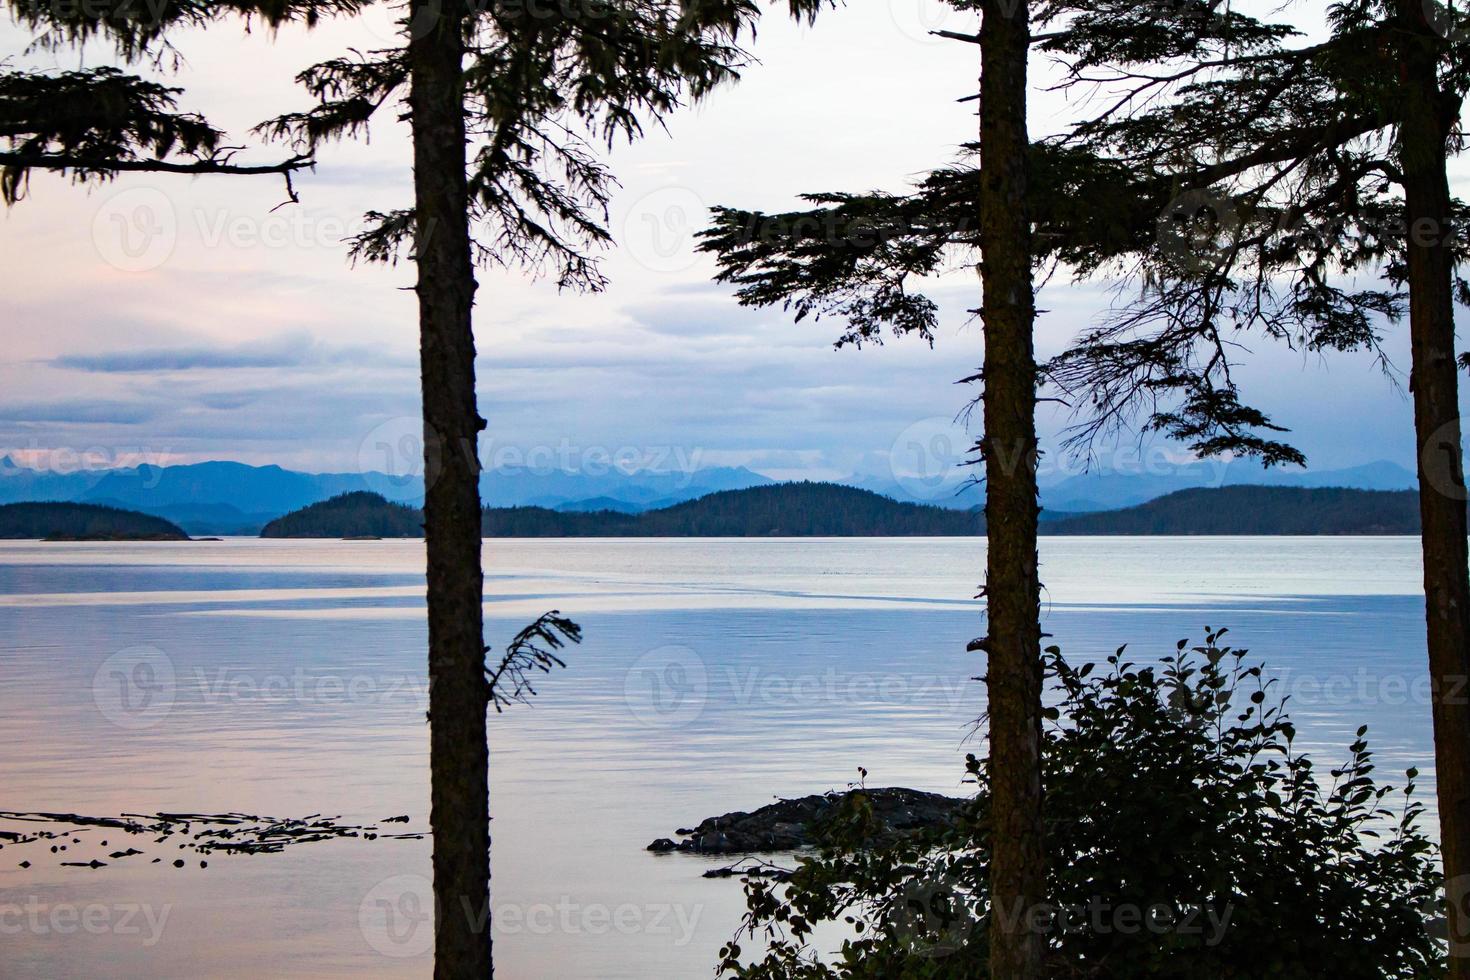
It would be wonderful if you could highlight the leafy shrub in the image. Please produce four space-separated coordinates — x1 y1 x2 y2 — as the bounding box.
718 630 1443 979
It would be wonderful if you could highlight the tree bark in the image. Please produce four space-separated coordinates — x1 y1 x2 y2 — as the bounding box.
408 2 491 976
978 2 1044 977
1397 2 1470 971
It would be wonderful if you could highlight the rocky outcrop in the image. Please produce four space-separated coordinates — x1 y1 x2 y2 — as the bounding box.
648 788 965 855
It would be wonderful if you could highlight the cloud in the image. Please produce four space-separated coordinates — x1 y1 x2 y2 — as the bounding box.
0 400 158 424
51 332 403 374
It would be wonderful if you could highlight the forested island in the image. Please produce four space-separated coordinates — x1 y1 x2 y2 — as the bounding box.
1044 486 1420 535
485 482 982 536
0 502 190 541
259 491 424 538
257 483 1422 538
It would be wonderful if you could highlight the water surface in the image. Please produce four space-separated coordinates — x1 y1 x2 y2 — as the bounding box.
0 537 1433 978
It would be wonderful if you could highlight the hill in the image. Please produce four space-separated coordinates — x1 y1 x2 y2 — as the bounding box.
1037 460 1419 513
483 483 980 537
1045 486 1420 535
258 483 1425 539
0 502 189 540
260 492 424 538
0 456 774 532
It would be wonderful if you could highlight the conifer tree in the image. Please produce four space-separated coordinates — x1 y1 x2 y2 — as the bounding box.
257 2 831 974
5 2 829 974
705 3 1050 972
704 1 1470 971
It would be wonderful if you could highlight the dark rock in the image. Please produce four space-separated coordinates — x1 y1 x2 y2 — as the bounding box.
650 788 966 855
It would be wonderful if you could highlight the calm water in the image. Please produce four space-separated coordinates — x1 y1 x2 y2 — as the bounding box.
0 537 1435 978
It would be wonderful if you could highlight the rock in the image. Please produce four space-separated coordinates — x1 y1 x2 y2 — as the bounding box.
649 788 966 856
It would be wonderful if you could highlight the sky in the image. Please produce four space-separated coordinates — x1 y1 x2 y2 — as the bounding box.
0 2 1462 484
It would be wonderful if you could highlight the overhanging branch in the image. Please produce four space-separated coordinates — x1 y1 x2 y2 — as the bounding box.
0 151 314 177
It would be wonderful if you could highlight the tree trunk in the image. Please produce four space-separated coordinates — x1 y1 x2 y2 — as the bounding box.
408 2 491 976
1397 3 1470 971
978 2 1044 977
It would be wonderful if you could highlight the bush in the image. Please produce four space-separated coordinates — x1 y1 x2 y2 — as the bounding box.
717 630 1443 979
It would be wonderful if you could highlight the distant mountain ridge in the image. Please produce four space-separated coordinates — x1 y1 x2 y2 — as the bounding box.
1037 459 1420 513
256 483 1426 539
853 459 1421 512
0 457 773 534
0 456 1427 534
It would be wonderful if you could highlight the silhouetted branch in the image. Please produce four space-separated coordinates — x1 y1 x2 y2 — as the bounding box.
486 611 582 712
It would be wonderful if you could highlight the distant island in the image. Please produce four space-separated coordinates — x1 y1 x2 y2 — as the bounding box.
485 482 981 537
1043 486 1420 535
255 483 1423 538
0 502 190 541
260 491 424 538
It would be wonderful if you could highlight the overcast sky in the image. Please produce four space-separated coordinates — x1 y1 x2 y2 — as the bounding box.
0 2 1461 482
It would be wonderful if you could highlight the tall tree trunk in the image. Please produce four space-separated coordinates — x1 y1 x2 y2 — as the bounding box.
978 2 1044 977
1398 3 1470 971
409 2 491 976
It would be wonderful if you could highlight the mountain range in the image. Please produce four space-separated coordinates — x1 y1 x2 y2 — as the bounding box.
0 455 1422 534
243 484 1424 539
856 459 1420 512
0 457 773 534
